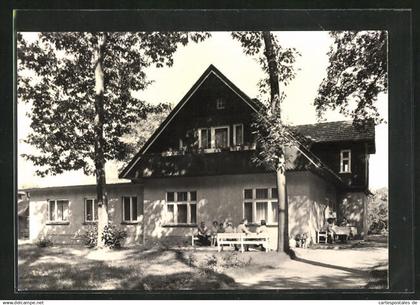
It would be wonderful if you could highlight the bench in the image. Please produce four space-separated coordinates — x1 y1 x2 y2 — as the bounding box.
216 233 270 253
191 235 199 246
317 226 358 244
316 231 333 244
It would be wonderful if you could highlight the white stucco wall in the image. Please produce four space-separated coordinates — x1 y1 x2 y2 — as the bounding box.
27 171 340 248
143 171 337 249
28 183 143 245
339 191 367 237
287 171 337 246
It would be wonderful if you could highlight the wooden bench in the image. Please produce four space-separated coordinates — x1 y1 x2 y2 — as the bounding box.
191 235 199 246
216 233 270 253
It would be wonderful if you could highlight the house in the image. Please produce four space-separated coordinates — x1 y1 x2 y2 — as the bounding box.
26 65 375 249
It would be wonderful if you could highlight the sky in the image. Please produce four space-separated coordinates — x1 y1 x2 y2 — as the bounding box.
17 31 388 190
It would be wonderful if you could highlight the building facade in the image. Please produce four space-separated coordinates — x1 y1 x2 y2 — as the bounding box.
26 65 375 248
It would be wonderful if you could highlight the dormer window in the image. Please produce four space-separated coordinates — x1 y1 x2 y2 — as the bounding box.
212 126 230 148
340 149 351 173
233 124 244 146
216 98 225 110
198 128 210 149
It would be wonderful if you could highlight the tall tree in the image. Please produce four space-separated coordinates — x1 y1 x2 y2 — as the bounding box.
232 31 300 252
315 31 387 126
122 103 172 164
17 32 210 246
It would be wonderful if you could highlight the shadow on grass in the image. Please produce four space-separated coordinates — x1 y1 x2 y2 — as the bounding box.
292 257 368 276
18 245 239 290
364 262 388 289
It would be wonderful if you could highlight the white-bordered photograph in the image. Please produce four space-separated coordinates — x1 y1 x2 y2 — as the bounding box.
17 30 388 290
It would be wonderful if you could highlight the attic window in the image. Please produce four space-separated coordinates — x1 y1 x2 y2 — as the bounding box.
216 98 225 110
340 149 351 173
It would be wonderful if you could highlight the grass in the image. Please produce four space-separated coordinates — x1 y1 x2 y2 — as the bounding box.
17 244 248 290
18 236 388 290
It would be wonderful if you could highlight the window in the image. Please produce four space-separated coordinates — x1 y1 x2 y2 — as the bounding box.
198 128 210 149
212 126 230 148
244 189 253 200
177 204 188 223
242 188 278 224
256 202 268 223
233 124 244 146
122 196 142 222
166 191 197 224
340 149 351 173
48 200 69 222
216 98 225 110
244 202 253 222
256 188 269 199
270 202 278 223
84 199 98 222
177 191 188 201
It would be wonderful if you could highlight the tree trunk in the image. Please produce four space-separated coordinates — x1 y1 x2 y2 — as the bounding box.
276 167 289 252
262 32 280 112
262 31 289 253
94 33 108 248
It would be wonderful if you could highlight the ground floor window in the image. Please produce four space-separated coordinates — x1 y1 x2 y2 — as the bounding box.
122 196 142 222
166 191 197 225
48 199 69 222
243 188 278 224
84 198 98 222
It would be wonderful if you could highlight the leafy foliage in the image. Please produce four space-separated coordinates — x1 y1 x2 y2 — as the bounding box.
101 224 128 249
122 103 172 163
368 188 388 235
315 31 387 126
36 236 53 247
80 224 98 248
17 32 210 177
231 32 301 105
232 32 301 173
251 108 300 172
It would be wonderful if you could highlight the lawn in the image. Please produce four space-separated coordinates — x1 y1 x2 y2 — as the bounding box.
17 236 388 291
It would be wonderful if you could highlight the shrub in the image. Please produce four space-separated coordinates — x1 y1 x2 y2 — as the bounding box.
101 224 127 249
80 224 98 248
36 236 53 247
368 188 388 235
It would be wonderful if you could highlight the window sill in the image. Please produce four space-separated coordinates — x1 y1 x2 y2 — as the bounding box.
339 171 352 174
82 221 97 225
247 223 278 227
162 224 198 228
121 221 141 225
46 221 70 225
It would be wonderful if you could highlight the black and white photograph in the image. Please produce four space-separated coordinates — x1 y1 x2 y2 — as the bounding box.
16 27 390 291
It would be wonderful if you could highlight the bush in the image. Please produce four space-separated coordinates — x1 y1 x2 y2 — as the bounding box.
102 224 127 249
80 224 98 248
368 188 388 235
36 236 53 247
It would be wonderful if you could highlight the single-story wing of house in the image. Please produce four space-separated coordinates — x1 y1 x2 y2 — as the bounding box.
25 65 375 249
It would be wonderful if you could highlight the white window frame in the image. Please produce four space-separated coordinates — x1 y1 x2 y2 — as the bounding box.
47 199 70 223
165 191 197 225
216 98 225 110
84 198 98 223
122 196 141 223
340 149 352 173
198 128 210 149
233 124 244 146
242 188 278 225
211 125 230 149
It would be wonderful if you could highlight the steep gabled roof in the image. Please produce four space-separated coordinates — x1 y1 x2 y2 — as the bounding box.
120 65 371 186
119 64 262 178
